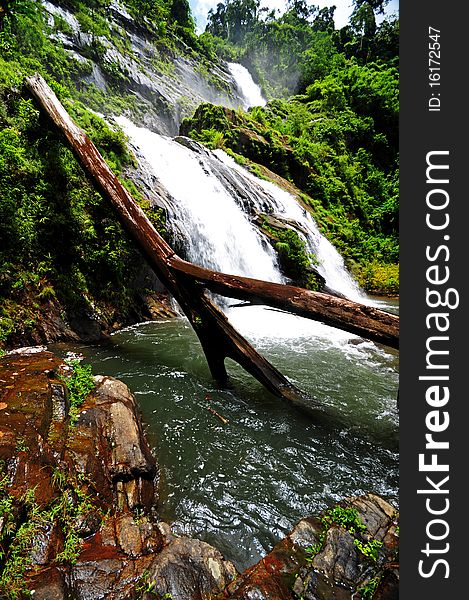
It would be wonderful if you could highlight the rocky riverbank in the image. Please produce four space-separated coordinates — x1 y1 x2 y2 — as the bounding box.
0 348 398 599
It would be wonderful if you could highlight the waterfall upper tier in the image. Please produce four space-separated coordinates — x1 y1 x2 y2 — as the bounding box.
118 117 281 282
227 63 267 109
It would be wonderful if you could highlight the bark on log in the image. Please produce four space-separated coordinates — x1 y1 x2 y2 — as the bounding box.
167 257 399 350
25 73 399 409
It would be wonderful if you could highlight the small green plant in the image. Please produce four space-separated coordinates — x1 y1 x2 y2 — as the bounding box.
0 476 16 556
51 467 67 491
260 222 320 288
196 128 227 149
353 538 383 562
60 358 95 424
357 575 380 599
304 539 324 563
0 485 42 598
55 524 82 565
0 465 100 598
135 569 158 597
37 284 56 301
15 437 29 453
133 507 145 525
302 506 376 570
322 506 367 535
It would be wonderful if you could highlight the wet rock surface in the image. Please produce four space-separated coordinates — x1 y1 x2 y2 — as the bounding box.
0 349 399 599
223 494 399 600
42 0 245 136
0 349 237 599
4 278 178 350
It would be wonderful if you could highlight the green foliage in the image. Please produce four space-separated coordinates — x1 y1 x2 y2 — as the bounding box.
358 576 380 599
198 31 240 61
322 506 367 534
0 464 100 598
15 436 29 453
300 502 387 597
273 228 320 290
60 358 95 424
0 1 94 93
354 537 383 562
135 570 158 597
0 488 39 599
320 505 383 563
304 539 324 562
195 128 227 149
352 261 399 295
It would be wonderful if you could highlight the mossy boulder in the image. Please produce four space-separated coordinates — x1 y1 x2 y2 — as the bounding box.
0 348 237 599
180 103 312 188
223 494 399 599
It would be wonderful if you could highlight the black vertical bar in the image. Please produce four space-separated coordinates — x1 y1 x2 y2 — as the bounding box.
400 0 467 596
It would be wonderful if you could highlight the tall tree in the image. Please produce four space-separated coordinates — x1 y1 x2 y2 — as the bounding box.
353 0 388 13
206 2 228 38
285 0 317 23
312 6 336 32
349 0 390 61
169 0 194 30
206 0 260 43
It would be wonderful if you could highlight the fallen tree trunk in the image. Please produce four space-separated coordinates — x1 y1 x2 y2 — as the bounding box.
25 73 399 408
25 73 309 406
167 256 399 350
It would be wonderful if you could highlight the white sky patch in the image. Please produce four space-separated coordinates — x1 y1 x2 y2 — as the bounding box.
189 0 399 34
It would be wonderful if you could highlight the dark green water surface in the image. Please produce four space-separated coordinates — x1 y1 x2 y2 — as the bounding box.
53 302 399 571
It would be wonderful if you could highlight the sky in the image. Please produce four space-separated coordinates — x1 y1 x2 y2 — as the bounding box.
189 0 399 34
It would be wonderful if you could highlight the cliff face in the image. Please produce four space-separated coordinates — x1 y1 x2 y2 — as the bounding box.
41 0 245 135
0 348 399 599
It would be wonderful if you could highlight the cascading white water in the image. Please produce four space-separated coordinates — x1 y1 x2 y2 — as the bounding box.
213 150 365 302
227 63 266 109
116 116 281 282
116 115 366 310
223 64 367 303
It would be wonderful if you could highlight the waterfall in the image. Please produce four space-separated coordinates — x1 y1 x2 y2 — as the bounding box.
116 116 365 307
213 151 365 302
227 63 266 109
116 117 280 282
